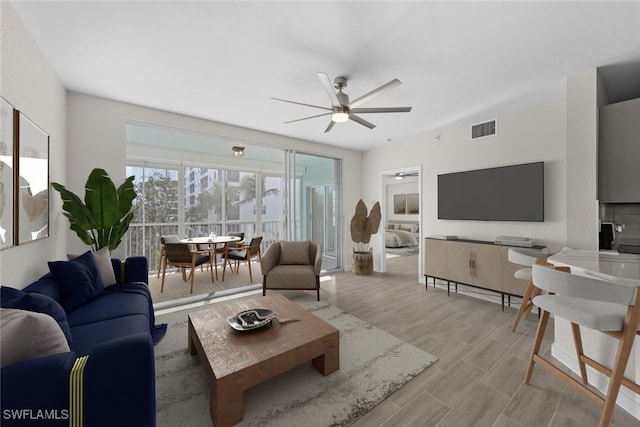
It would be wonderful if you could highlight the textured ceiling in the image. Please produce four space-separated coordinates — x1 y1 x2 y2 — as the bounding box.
10 1 640 151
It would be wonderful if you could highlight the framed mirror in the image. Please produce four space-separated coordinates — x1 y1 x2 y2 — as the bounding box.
0 97 14 249
17 112 49 244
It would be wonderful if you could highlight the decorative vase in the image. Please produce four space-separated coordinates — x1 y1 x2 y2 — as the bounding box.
352 249 373 275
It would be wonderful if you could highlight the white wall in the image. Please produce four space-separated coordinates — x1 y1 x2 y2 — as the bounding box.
565 68 600 250
363 98 568 273
66 92 363 267
0 2 67 287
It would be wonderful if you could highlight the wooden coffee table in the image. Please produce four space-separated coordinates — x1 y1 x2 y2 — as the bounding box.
187 293 340 427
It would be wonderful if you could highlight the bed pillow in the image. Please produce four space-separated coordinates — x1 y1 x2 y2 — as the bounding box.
399 224 412 232
0 286 73 346
1 308 70 368
48 250 105 311
280 241 311 265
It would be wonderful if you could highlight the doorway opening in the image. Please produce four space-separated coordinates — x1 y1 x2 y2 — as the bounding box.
380 166 422 281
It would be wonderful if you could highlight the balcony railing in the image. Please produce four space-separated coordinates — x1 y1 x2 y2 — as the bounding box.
125 221 283 273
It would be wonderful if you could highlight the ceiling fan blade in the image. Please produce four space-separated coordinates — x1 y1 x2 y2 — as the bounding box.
324 121 336 133
349 79 402 108
284 112 332 124
349 114 376 129
317 72 342 108
271 97 332 111
350 107 412 114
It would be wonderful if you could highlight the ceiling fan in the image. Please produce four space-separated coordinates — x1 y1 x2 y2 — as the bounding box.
272 73 412 133
394 171 419 180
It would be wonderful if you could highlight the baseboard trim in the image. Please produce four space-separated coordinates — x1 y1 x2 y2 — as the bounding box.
551 343 640 420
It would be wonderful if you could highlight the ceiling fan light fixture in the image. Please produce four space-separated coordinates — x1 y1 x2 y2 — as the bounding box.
332 111 349 123
232 146 245 157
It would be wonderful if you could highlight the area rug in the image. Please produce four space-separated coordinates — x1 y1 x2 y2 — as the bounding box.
154 297 437 426
149 260 263 305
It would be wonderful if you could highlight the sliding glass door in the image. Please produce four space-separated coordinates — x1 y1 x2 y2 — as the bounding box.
286 151 341 271
125 121 342 273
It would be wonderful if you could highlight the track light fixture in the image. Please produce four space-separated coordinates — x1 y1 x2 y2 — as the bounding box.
232 146 245 157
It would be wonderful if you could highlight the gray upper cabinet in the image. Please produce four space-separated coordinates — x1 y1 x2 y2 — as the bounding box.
598 98 640 203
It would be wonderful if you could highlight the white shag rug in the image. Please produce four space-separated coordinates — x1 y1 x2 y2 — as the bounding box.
154 297 437 426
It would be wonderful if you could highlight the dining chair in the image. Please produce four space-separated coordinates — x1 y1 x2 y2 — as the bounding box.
222 236 263 282
157 235 181 278
214 232 245 273
507 247 550 332
161 242 214 294
525 263 640 427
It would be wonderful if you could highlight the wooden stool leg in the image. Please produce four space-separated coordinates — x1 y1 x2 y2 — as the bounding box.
525 309 550 383
571 322 588 384
512 279 536 332
599 308 640 427
523 286 541 320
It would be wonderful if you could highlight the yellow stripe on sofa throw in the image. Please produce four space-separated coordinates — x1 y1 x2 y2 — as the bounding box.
69 356 88 427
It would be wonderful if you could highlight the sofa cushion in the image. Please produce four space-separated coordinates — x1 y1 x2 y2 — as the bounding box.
1 308 70 368
267 264 317 289
66 288 152 328
279 241 310 265
0 286 73 346
48 250 105 311
22 276 62 302
70 314 151 356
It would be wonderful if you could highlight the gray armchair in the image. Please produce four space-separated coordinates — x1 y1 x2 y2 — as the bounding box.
260 240 322 300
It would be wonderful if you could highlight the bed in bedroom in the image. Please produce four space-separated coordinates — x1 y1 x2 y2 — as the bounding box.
385 222 419 248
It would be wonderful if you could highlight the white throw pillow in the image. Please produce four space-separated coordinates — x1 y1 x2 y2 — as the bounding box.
0 308 70 368
92 247 117 287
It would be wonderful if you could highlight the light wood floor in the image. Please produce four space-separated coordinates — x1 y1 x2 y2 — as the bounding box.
313 255 640 427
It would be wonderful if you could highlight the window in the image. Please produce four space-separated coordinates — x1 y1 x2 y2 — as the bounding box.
253 205 267 215
125 121 342 273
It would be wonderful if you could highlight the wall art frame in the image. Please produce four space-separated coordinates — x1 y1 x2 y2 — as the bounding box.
393 194 406 215
0 97 15 249
16 111 49 245
406 193 419 215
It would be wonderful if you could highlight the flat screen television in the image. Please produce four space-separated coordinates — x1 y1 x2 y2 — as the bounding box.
438 162 544 222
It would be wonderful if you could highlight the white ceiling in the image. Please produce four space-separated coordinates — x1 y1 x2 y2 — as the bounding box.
10 1 640 151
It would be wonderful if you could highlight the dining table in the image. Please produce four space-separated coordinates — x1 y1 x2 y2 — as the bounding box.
181 235 242 281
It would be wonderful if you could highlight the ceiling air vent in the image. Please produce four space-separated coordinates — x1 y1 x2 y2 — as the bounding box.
470 119 497 140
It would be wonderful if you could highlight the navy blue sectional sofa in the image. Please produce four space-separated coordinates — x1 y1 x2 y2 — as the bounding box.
1 256 160 427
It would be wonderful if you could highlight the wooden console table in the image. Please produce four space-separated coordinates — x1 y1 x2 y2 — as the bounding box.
423 237 547 310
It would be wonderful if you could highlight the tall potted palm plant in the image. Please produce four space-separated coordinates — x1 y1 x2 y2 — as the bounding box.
52 168 136 251
350 199 381 275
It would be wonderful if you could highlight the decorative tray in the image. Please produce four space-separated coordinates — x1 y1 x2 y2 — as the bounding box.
226 308 276 331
